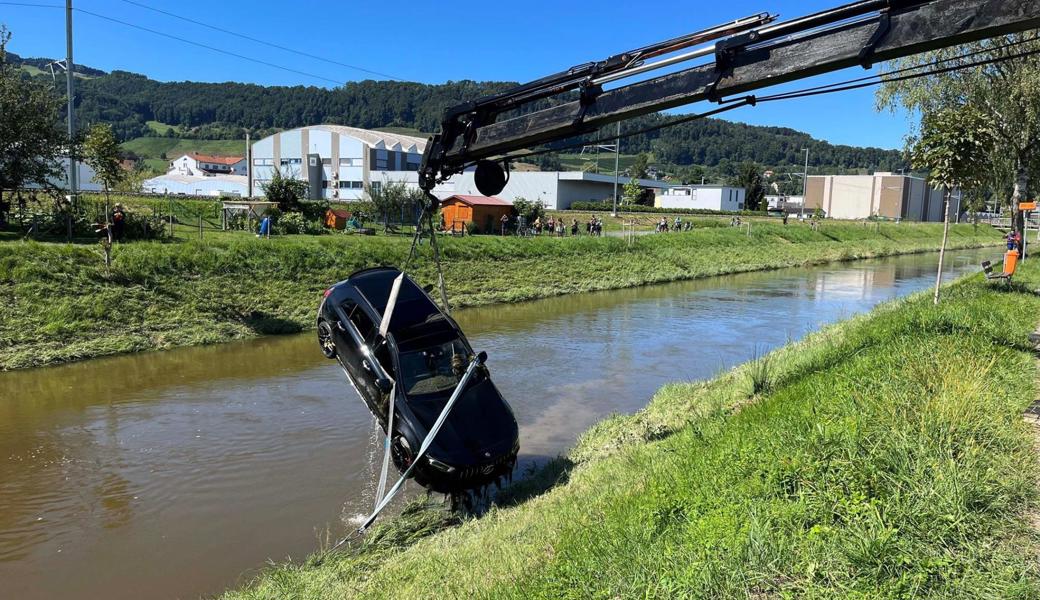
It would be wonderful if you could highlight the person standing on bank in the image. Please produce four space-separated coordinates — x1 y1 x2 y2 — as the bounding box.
111 203 126 242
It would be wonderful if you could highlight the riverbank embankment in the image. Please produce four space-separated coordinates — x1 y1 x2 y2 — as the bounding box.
226 258 1040 599
0 221 1002 370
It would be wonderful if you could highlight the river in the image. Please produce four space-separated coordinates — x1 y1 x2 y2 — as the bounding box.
0 247 997 600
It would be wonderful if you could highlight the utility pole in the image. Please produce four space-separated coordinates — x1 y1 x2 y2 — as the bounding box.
245 131 252 197
612 121 620 217
800 148 809 221
65 0 78 197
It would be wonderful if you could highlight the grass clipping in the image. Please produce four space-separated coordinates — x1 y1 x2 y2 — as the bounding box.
227 263 1040 599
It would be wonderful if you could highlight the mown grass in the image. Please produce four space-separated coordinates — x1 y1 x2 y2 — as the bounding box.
0 221 1001 370
224 261 1040 600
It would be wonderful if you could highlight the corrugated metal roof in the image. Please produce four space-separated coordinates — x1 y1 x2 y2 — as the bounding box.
308 125 428 153
443 195 512 207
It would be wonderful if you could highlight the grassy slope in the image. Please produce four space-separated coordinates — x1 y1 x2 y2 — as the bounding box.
0 222 1001 370
226 263 1040 600
120 137 246 160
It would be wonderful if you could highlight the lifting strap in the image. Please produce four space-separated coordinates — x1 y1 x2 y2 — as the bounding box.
358 351 488 533
373 273 405 507
404 192 452 313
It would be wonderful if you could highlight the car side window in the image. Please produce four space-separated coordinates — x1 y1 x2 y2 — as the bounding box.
374 342 394 377
346 303 376 341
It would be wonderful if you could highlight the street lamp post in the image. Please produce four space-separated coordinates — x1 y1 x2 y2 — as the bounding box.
612 121 620 217
800 148 809 220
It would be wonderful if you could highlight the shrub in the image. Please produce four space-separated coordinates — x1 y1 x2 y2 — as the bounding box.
275 211 323 235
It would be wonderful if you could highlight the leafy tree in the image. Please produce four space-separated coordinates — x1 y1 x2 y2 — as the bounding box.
537 154 561 171
908 105 995 304
512 196 545 224
621 178 641 206
0 25 67 207
878 34 1040 217
82 123 125 204
261 167 309 212
365 180 420 231
630 153 650 179
732 162 766 211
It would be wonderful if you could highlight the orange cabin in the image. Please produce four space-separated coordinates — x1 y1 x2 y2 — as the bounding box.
440 195 513 234
325 208 351 230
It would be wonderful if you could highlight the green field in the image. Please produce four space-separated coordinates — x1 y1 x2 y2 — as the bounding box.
224 264 1040 599
121 136 247 161
0 221 1002 370
145 120 184 136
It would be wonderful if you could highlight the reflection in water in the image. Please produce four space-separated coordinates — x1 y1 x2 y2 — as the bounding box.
0 248 997 600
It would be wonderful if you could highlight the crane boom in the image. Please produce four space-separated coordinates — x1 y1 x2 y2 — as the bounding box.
418 0 1040 194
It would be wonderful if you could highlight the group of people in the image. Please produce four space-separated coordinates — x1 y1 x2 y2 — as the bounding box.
522 215 604 237
656 216 692 233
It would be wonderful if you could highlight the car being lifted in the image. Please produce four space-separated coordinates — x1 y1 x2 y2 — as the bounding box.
317 267 519 493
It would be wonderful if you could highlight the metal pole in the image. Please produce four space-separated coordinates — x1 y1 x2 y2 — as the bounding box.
612 121 620 217
65 0 78 197
800 148 809 220
246 131 252 198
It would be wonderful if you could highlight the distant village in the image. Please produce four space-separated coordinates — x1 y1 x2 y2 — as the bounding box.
65 123 959 222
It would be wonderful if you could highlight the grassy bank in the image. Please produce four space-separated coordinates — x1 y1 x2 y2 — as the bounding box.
0 221 1001 370
225 260 1040 599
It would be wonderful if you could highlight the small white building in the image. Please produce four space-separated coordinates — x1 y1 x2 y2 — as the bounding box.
655 185 747 211
168 153 247 177
143 174 248 197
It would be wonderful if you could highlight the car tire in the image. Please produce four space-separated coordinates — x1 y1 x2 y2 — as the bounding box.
317 320 336 359
391 435 414 470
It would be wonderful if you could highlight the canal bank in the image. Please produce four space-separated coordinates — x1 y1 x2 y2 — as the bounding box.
0 248 1017 600
227 254 1040 600
0 221 1002 370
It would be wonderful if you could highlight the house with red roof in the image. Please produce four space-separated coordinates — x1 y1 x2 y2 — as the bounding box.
169 152 247 177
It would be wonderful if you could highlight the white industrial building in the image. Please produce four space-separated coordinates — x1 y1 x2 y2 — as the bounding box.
806 173 960 221
168 152 247 177
654 185 747 211
250 125 425 201
142 173 248 197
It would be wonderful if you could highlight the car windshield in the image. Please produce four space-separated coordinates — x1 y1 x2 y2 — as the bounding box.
399 338 470 396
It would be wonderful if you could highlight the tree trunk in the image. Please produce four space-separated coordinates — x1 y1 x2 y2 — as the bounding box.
1012 157 1030 251
933 187 952 306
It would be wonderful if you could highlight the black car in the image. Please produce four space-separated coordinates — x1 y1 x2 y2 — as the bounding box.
317 267 519 493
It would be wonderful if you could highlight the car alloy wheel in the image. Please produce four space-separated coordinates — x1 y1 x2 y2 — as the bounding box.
317 320 336 359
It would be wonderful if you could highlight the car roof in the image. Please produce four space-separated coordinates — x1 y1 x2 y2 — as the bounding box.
347 268 456 341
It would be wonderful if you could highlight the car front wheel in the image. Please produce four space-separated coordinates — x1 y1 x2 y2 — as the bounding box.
317 320 336 359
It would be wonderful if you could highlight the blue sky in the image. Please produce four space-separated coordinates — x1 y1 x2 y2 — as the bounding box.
2 0 913 149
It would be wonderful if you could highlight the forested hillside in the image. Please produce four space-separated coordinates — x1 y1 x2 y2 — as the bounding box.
9 52 906 173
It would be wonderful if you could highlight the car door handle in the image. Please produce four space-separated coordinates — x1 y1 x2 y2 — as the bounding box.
362 359 373 372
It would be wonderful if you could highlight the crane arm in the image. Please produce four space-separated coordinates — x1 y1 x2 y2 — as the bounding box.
418 0 1040 194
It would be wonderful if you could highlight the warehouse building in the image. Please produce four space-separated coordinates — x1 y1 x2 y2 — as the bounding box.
250 125 424 201
655 185 748 211
142 174 248 197
805 173 961 221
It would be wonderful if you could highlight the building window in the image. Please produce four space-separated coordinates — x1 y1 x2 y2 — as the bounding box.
405 162 420 171
337 181 350 189
280 158 302 166
340 158 361 166
321 158 332 165
309 157 318 166
322 180 330 189
371 181 381 192
351 181 364 189
375 159 388 170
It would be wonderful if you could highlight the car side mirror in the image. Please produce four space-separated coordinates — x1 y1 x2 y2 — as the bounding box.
376 378 393 394
422 283 434 293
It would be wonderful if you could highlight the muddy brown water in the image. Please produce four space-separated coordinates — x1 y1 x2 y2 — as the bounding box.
0 248 997 599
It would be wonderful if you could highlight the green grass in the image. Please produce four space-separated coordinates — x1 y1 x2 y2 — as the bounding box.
120 137 246 160
224 263 1040 600
145 120 183 136
0 222 1002 370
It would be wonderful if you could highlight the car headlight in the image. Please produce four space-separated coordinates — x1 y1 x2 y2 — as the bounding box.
426 457 456 473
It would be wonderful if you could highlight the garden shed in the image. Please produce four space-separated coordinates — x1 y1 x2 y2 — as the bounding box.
440 195 512 234
325 208 351 230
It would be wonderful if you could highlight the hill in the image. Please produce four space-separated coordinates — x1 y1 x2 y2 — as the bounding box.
13 53 907 175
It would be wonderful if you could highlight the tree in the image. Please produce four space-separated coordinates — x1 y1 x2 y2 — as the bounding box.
512 196 545 224
261 167 308 212
630 153 650 179
82 123 125 204
0 25 67 208
537 154 561 171
908 104 995 304
622 178 642 206
732 161 766 211
878 34 1040 230
365 180 419 231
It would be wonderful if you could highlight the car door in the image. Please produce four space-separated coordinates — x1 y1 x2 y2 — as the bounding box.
333 299 383 414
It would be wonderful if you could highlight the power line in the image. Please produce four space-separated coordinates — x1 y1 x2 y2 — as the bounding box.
0 2 61 7
117 0 406 82
73 7 345 86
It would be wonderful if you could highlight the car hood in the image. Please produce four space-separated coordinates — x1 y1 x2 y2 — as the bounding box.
406 378 518 465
